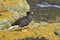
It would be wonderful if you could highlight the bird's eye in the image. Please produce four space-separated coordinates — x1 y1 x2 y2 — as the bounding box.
27 11 33 15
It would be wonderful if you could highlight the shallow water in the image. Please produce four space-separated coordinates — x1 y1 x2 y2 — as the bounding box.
27 0 60 23
37 2 60 8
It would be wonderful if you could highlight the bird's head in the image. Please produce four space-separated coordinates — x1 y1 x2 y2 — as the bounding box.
27 11 33 16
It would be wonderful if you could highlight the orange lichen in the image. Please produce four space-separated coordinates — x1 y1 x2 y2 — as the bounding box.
1 0 19 6
0 11 15 20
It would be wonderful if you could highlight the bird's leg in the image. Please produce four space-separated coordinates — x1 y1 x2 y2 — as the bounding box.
22 27 28 32
21 27 23 31
16 27 22 31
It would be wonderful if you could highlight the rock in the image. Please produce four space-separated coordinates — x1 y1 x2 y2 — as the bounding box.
0 0 30 29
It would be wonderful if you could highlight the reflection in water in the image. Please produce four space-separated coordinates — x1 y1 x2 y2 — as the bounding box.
37 2 60 8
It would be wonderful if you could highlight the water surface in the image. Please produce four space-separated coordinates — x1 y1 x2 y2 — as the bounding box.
27 0 60 23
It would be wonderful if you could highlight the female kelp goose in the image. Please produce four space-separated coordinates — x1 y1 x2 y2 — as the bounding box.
8 11 33 30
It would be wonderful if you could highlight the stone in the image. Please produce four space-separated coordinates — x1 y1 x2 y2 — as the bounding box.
0 0 30 29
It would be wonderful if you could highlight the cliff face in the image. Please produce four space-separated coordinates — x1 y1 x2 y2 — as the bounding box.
0 0 30 29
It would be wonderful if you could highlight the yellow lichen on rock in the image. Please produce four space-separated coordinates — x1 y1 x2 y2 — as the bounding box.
0 21 60 40
2 0 19 6
0 11 20 29
0 0 30 29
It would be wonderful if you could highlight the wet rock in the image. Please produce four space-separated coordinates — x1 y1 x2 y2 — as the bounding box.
40 37 49 40
54 31 60 35
21 37 49 40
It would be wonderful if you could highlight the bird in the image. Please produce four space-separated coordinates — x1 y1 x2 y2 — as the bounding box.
11 11 33 27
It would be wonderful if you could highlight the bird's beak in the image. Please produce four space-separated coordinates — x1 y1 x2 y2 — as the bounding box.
31 12 34 14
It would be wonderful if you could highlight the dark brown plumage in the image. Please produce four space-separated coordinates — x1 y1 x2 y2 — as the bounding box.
11 11 33 27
